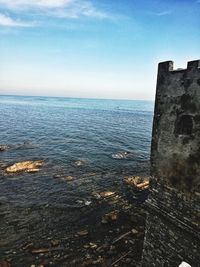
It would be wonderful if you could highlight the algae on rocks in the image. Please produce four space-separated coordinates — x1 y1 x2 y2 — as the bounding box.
6 160 44 173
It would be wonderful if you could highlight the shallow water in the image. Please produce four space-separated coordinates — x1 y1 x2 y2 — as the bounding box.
0 95 153 266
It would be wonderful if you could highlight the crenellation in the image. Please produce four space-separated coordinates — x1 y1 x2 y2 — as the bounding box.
187 60 200 70
158 61 174 73
158 60 200 75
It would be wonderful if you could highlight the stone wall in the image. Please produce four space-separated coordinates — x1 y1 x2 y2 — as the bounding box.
141 60 200 267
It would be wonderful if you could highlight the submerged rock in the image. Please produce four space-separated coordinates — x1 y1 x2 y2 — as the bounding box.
6 160 44 173
0 162 8 169
111 151 135 160
74 160 86 166
15 141 37 150
131 229 139 235
0 145 10 152
64 176 75 181
99 191 115 197
91 192 101 200
51 240 60 247
77 230 89 236
102 210 119 224
0 142 37 152
84 200 92 206
76 199 92 207
31 248 50 254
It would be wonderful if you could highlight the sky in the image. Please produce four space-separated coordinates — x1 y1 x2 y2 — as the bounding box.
0 0 199 100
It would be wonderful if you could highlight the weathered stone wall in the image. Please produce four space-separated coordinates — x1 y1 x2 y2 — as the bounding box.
142 211 199 266
141 60 200 267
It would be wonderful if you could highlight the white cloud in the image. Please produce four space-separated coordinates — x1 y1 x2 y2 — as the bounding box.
0 0 73 10
0 13 33 27
45 1 109 19
150 10 172 17
0 0 109 19
147 10 172 17
155 10 172 16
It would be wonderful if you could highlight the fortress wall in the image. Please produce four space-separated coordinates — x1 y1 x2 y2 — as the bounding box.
141 60 200 267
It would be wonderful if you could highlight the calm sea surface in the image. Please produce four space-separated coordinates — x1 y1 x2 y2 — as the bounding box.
0 95 154 265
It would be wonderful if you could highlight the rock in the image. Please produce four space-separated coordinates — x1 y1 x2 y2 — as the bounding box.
0 145 10 152
125 258 132 264
0 162 8 169
102 211 119 224
6 160 44 173
76 200 84 204
74 160 85 166
17 141 37 150
22 242 34 250
77 230 89 236
91 257 104 265
76 199 92 206
91 192 101 200
64 176 75 181
124 176 149 190
131 229 139 235
26 168 40 173
53 174 62 179
136 181 149 189
84 200 92 206
99 191 115 197
89 242 97 249
111 151 135 160
108 211 119 221
31 248 51 254
101 217 108 224
51 240 60 246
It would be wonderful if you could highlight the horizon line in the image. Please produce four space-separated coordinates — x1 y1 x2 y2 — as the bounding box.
0 93 155 102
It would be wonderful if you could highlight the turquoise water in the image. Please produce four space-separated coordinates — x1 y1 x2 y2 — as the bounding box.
0 95 154 265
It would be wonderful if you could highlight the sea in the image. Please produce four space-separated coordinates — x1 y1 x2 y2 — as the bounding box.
0 95 154 266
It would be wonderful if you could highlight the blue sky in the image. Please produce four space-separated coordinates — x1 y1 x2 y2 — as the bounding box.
0 0 199 100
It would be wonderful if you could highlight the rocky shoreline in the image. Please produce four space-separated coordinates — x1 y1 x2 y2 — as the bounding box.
0 144 149 267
